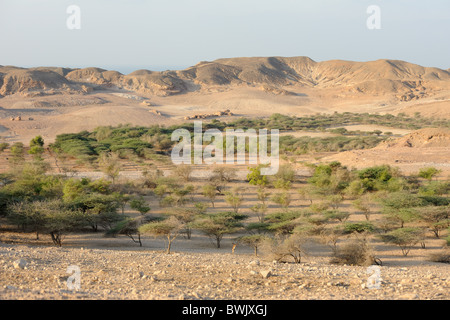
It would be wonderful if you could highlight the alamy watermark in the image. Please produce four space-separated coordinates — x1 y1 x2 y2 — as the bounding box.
66 5 81 30
171 121 279 175
66 265 81 290
367 5 381 30
366 265 382 289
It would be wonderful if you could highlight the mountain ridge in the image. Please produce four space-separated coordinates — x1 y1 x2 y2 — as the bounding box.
1 57 450 99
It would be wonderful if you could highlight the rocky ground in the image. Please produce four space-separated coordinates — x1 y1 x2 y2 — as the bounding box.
0 242 448 300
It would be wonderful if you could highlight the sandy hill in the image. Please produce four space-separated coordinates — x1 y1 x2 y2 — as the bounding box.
0 66 84 97
322 128 450 174
376 128 450 149
1 57 450 100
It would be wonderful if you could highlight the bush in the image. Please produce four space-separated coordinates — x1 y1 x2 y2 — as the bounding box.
418 167 441 181
271 192 292 210
344 222 375 234
419 181 450 196
247 165 269 187
0 142 9 152
261 233 306 263
428 250 450 264
330 240 376 266
357 165 397 191
323 210 350 223
174 164 193 182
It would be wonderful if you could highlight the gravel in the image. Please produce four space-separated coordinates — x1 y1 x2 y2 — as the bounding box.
0 242 448 300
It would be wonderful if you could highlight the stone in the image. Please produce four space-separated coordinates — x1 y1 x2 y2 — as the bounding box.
249 260 260 266
260 269 272 279
13 259 27 269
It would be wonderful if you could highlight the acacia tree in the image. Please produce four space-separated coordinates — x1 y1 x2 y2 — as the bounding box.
139 216 183 254
130 196 151 215
352 194 373 221
380 227 424 256
9 199 88 247
273 164 295 190
28 136 45 160
192 212 247 248
271 191 292 210
211 166 236 183
174 164 193 182
297 185 316 205
319 225 346 255
8 201 46 239
250 203 268 223
72 193 122 232
167 203 207 239
380 191 423 228
108 217 145 247
256 186 270 206
237 234 269 257
417 206 450 238
99 152 121 184
225 187 244 213
237 222 271 256
202 184 217 208
9 142 25 166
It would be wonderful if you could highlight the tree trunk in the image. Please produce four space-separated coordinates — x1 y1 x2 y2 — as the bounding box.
185 227 191 240
50 232 62 247
216 236 221 248
166 238 172 254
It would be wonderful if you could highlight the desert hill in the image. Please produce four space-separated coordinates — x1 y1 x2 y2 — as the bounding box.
376 128 450 149
1 57 450 100
321 128 450 173
1 57 450 145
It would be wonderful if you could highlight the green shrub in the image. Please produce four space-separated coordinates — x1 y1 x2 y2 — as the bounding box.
344 222 375 234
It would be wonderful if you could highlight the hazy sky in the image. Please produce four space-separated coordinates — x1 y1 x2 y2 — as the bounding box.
0 0 449 74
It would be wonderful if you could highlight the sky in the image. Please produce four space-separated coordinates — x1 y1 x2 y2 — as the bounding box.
0 0 449 74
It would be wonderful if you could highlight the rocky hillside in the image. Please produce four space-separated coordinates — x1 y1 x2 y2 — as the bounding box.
1 57 450 98
376 128 450 149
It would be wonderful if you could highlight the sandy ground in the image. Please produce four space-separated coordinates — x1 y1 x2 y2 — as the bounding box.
0 85 449 145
